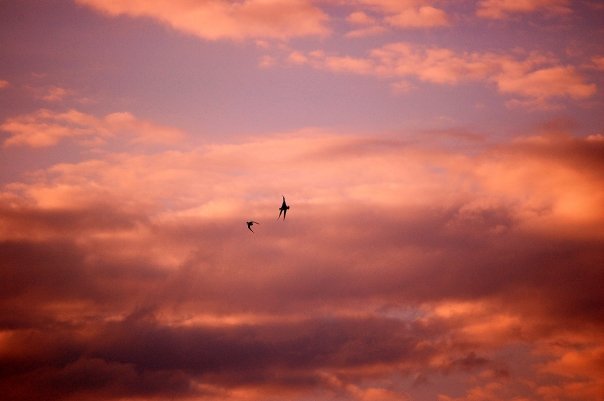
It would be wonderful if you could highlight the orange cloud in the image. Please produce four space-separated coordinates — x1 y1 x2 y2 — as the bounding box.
496 65 596 101
591 55 604 70
350 0 449 30
76 0 329 41
285 43 597 105
476 0 572 19
1 109 185 148
385 5 449 28
1 130 603 401
438 382 517 401
347 11 377 25
0 79 9 90
40 86 69 102
345 10 388 37
345 25 388 38
1 109 102 148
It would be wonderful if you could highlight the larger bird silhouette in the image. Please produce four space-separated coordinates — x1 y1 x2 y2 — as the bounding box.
246 221 259 232
278 195 290 220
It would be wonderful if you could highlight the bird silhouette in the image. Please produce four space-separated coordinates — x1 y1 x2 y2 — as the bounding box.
278 196 290 220
246 221 259 232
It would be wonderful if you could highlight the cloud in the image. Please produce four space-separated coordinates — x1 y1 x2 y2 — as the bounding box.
591 55 604 70
496 65 596 101
342 0 449 36
0 79 9 90
1 109 185 148
385 5 449 28
29 85 70 102
345 10 388 37
1 131 603 400
346 10 375 25
76 0 329 41
284 43 596 106
358 0 449 28
476 0 572 19
345 25 388 38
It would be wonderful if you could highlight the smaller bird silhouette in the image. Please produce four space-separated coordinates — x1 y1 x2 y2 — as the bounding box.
278 195 290 220
246 221 259 232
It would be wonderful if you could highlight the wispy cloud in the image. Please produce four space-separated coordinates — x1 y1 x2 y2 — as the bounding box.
30 85 70 102
357 0 450 28
1 1 603 400
346 10 377 26
385 5 449 28
1 109 185 148
1 130 602 400
476 0 572 19
591 55 604 70
283 43 596 107
76 0 329 41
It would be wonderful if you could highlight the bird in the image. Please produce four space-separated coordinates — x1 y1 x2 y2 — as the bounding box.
278 195 290 220
246 221 259 232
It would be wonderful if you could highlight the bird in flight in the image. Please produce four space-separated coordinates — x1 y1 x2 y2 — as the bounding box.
246 221 259 232
278 196 290 220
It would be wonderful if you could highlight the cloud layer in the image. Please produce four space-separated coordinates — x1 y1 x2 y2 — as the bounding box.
2 128 603 401
1 109 184 148
76 0 579 40
72 0 600 110
476 0 572 19
76 0 329 40
1 1 603 400
284 43 597 107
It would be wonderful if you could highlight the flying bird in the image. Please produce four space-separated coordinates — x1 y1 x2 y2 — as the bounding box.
246 221 259 232
278 195 290 220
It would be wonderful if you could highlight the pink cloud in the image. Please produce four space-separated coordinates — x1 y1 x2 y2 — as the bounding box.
496 65 596 100
385 5 449 28
258 54 277 68
287 51 308 65
591 55 604 70
323 55 375 74
438 382 518 401
390 80 414 94
353 0 450 29
2 1 603 399
0 79 9 90
38 86 69 102
476 0 572 19
284 43 597 105
345 10 388 37
347 11 377 25
1 131 603 400
1 109 185 148
76 0 329 41
1 109 103 148
345 25 388 38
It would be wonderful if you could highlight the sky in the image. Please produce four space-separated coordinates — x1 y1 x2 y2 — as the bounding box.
1 1 604 400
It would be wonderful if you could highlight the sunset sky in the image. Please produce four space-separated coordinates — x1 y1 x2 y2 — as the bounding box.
1 1 604 400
